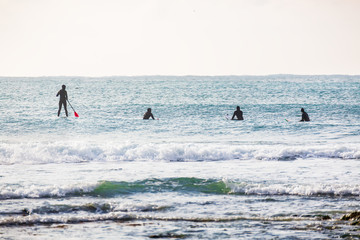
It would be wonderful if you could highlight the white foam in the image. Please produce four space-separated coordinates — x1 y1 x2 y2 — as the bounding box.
0 182 98 200
225 180 360 196
0 141 359 165
0 212 133 226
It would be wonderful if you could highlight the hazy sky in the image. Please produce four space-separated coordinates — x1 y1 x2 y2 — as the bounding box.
0 0 359 76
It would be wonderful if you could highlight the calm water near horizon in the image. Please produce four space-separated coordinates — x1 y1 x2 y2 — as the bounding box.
0 75 360 239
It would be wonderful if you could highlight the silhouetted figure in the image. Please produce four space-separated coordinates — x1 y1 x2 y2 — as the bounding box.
231 106 244 120
56 85 68 117
300 108 310 122
143 108 155 120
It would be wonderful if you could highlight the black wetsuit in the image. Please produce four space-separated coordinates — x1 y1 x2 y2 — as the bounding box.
231 110 243 120
301 112 310 122
143 112 154 119
57 89 68 117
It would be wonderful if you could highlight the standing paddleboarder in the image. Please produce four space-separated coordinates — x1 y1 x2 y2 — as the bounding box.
56 85 68 117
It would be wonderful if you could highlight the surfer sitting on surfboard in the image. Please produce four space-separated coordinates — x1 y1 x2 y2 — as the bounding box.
143 108 155 120
231 106 244 120
300 108 310 122
56 85 68 117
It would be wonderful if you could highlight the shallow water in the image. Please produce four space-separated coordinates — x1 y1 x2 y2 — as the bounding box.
0 75 360 239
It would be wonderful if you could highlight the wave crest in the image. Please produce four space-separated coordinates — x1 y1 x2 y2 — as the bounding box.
0 142 359 164
225 180 360 197
1 178 360 200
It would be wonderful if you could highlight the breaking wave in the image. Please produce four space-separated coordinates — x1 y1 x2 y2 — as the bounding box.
1 178 359 200
0 142 359 164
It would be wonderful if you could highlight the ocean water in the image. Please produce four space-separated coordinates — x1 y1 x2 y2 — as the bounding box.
0 75 359 239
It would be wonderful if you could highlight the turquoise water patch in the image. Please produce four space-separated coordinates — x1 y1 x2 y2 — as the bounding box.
92 178 231 197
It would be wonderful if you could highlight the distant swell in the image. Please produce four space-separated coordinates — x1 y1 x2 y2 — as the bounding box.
1 178 359 200
0 142 359 164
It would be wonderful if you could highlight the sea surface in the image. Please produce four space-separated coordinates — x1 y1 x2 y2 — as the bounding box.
0 75 359 239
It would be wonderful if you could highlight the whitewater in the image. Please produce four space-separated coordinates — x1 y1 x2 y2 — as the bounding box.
0 75 360 239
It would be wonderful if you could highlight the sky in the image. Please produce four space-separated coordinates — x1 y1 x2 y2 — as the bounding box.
0 0 359 76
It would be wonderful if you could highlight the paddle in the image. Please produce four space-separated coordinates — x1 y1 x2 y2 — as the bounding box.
67 99 79 117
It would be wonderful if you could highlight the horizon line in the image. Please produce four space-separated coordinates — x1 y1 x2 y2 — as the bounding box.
1 73 360 78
